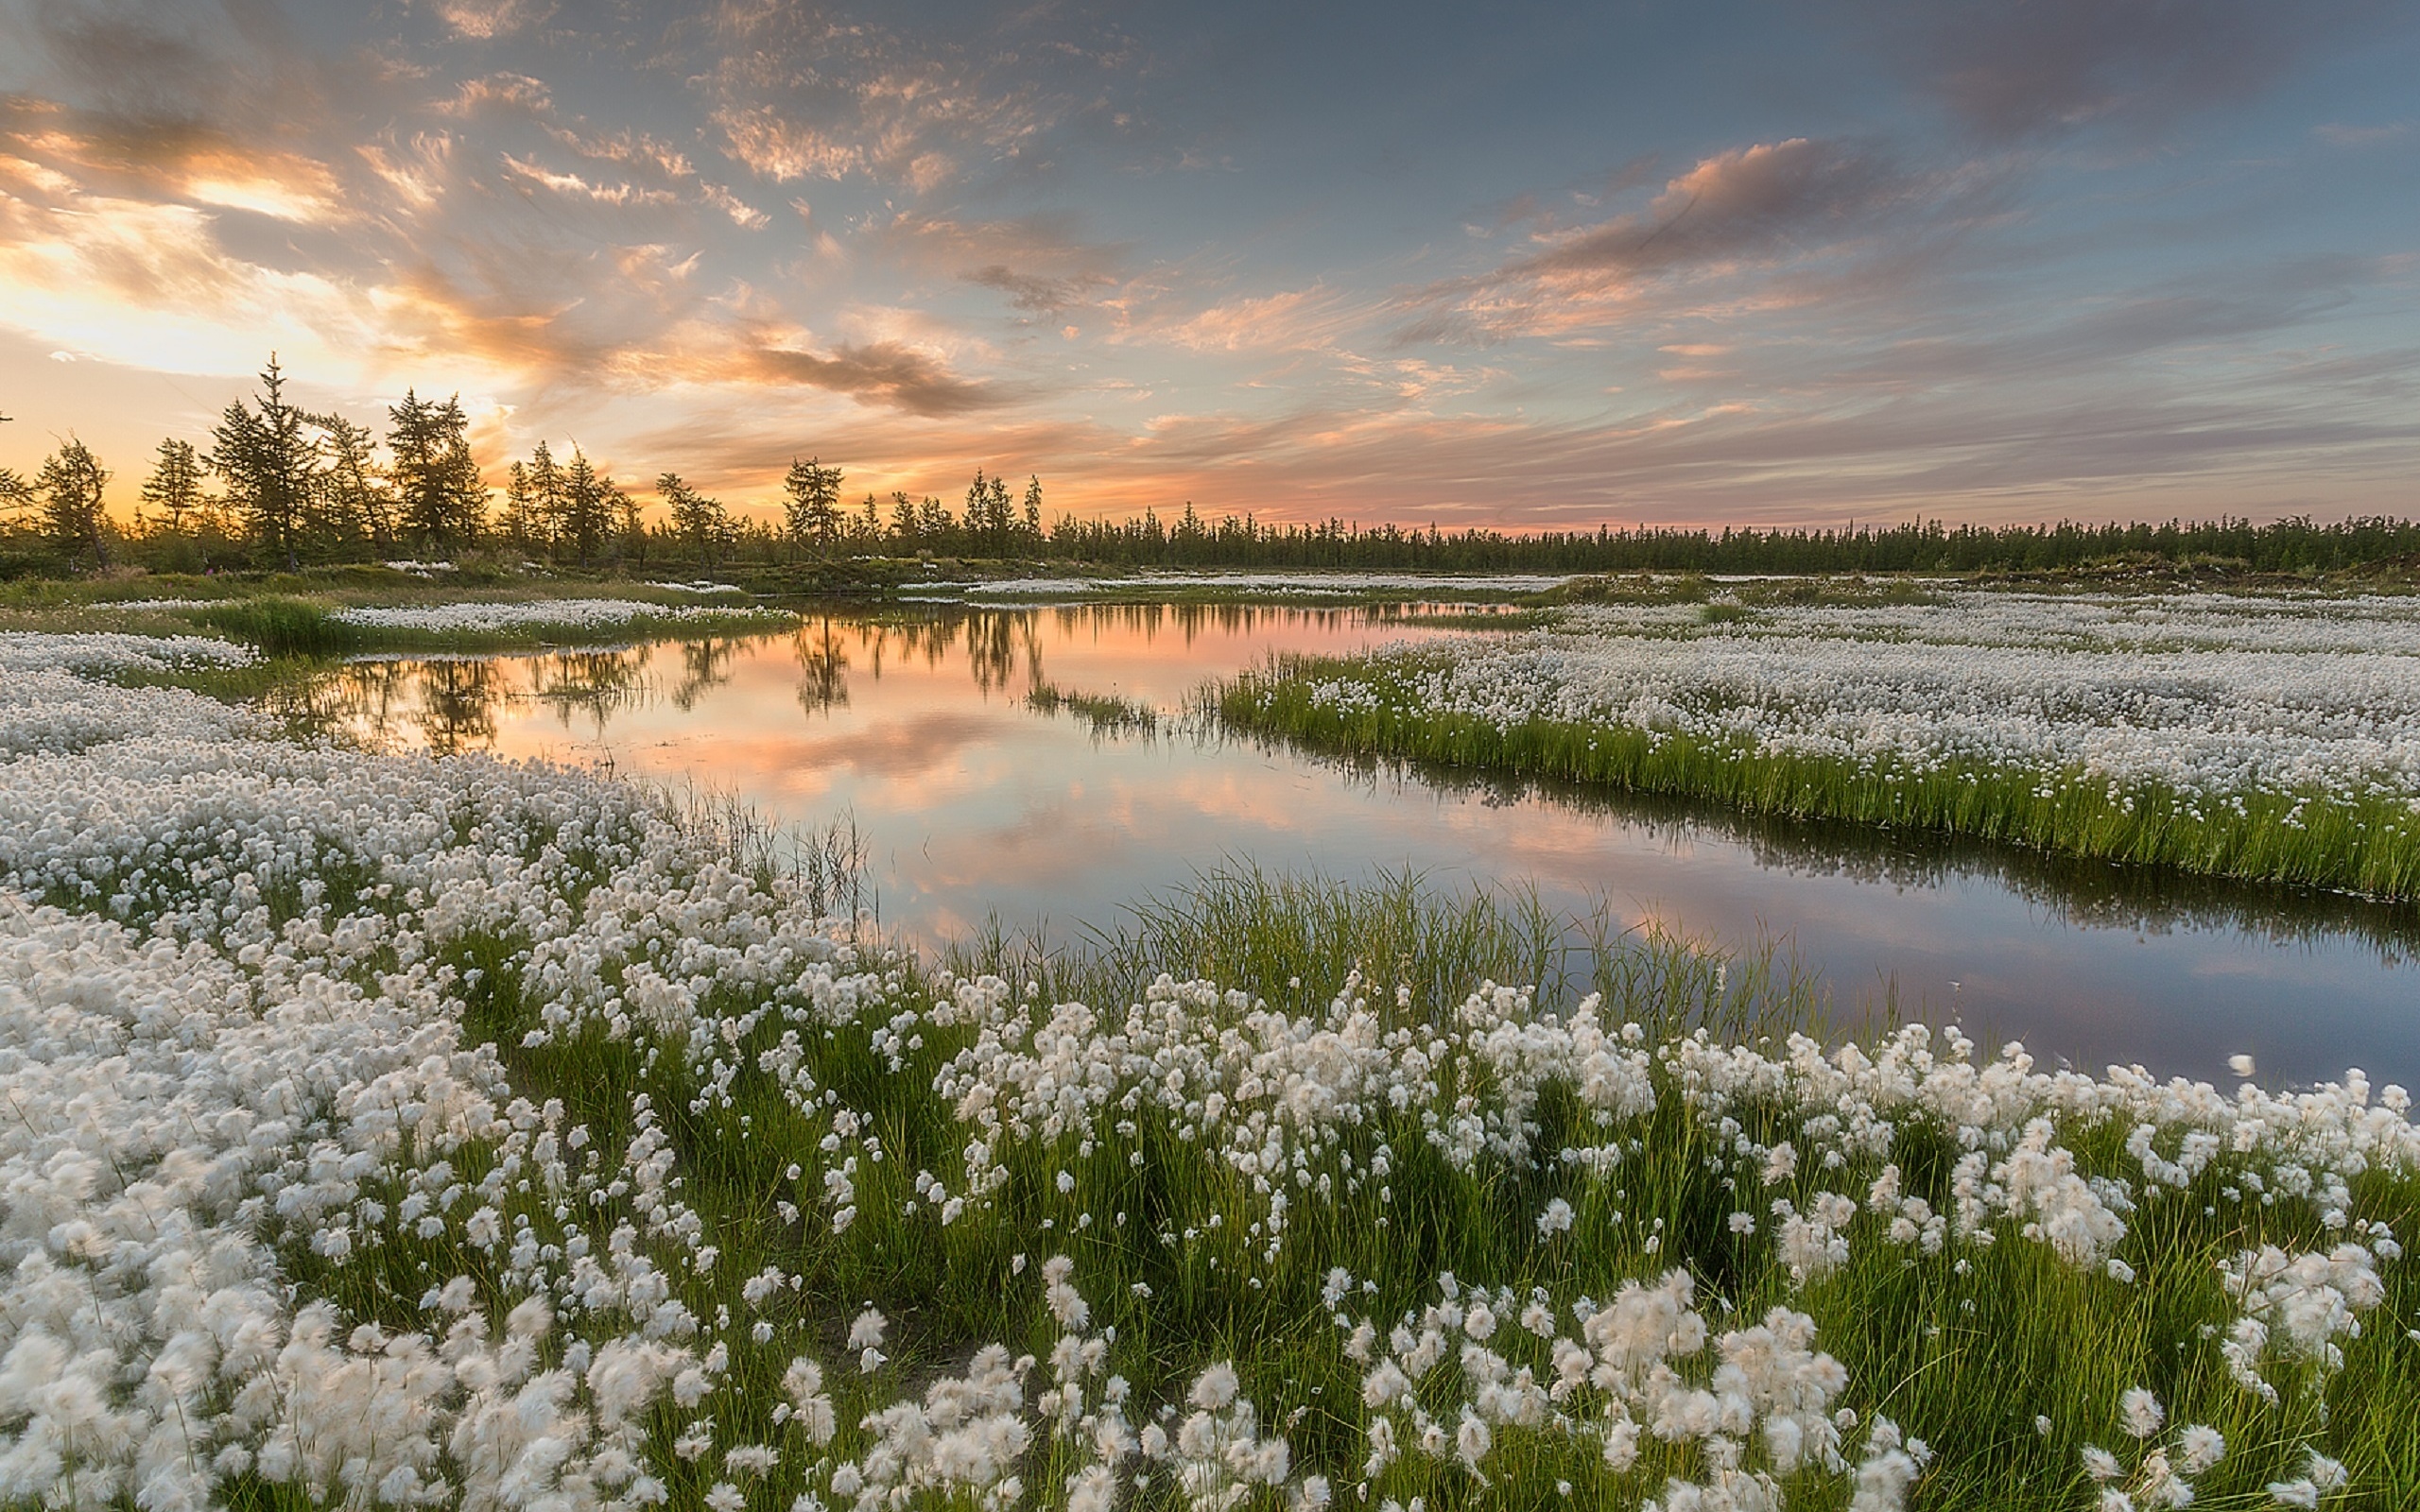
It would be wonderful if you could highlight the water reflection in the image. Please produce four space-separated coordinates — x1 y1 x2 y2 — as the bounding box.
796 620 851 716
293 603 2420 1084
530 648 652 733
1331 754 2420 968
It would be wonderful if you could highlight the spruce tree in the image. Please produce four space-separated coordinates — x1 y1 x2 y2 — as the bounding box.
35 438 111 570
560 448 612 567
138 438 207 536
390 390 488 553
782 456 844 556
208 356 317 568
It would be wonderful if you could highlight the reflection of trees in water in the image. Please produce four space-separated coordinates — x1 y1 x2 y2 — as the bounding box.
1248 736 2420 968
963 610 1037 694
861 600 1429 691
855 608 1048 692
795 618 851 716
531 648 651 733
280 659 473 752
880 611 965 670
419 660 503 755
671 636 740 712
259 659 415 740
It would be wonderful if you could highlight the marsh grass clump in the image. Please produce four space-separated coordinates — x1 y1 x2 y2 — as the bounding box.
196 593 369 656
0 632 2415 1511
1027 680 1160 737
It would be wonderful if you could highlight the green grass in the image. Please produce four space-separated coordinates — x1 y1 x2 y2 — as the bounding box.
1217 655 2420 902
193 595 371 656
1025 679 1161 736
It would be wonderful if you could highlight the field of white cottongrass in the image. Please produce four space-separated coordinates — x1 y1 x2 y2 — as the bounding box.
1 623 2416 1511
1220 587 2420 901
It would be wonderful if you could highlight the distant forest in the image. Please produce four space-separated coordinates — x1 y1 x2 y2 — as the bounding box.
5 357 2416 578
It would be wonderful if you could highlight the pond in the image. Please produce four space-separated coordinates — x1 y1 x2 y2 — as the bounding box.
293 602 2420 1087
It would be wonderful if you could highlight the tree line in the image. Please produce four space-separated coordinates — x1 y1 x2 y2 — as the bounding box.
6 355 2418 577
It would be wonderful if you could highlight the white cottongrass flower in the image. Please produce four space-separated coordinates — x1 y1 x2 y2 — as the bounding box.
2176 1425 2225 1475
848 1308 888 1349
1189 1361 1240 1411
333 597 780 634
2218 1244 2386 1399
2120 1386 2164 1440
2305 1452 2347 1490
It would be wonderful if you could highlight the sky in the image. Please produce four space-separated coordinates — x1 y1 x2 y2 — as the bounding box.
0 0 2415 530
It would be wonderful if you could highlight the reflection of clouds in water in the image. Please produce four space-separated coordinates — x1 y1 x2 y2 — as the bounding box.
1282 741 2420 969
786 711 1021 782
297 605 2420 1085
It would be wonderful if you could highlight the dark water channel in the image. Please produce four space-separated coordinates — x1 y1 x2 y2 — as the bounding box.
289 603 2420 1088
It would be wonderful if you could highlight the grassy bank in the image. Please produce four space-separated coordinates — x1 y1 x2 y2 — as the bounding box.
1219 656 2420 902
5 586 789 658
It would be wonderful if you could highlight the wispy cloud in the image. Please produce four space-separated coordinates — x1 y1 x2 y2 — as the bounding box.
2313 120 2413 147
738 336 1014 416
1392 138 2000 346
1858 0 2381 142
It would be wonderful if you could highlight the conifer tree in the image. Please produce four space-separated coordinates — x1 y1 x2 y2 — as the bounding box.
501 460 538 550
782 456 844 556
310 413 389 554
138 438 207 536
615 481 648 566
657 472 729 568
389 390 488 551
560 448 612 567
209 355 317 568
527 439 566 551
35 437 110 569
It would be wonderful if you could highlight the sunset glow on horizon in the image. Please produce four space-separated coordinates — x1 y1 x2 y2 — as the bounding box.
1 0 2415 530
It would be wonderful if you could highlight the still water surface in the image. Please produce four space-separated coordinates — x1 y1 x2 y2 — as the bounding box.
302 603 2420 1087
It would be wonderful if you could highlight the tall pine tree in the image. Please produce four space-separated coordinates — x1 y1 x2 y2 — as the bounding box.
36 438 111 570
389 390 488 552
208 356 317 568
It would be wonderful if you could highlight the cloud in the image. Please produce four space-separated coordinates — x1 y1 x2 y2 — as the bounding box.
1859 0 2385 142
701 9 1046 191
714 111 865 183
740 339 1011 416
2314 120 2413 147
501 152 679 207
963 265 1096 314
877 210 1124 268
1839 259 2379 391
1144 286 1356 353
869 211 1128 318
1394 138 1978 346
700 182 769 229
694 2 1155 198
1515 139 1922 280
432 0 559 42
